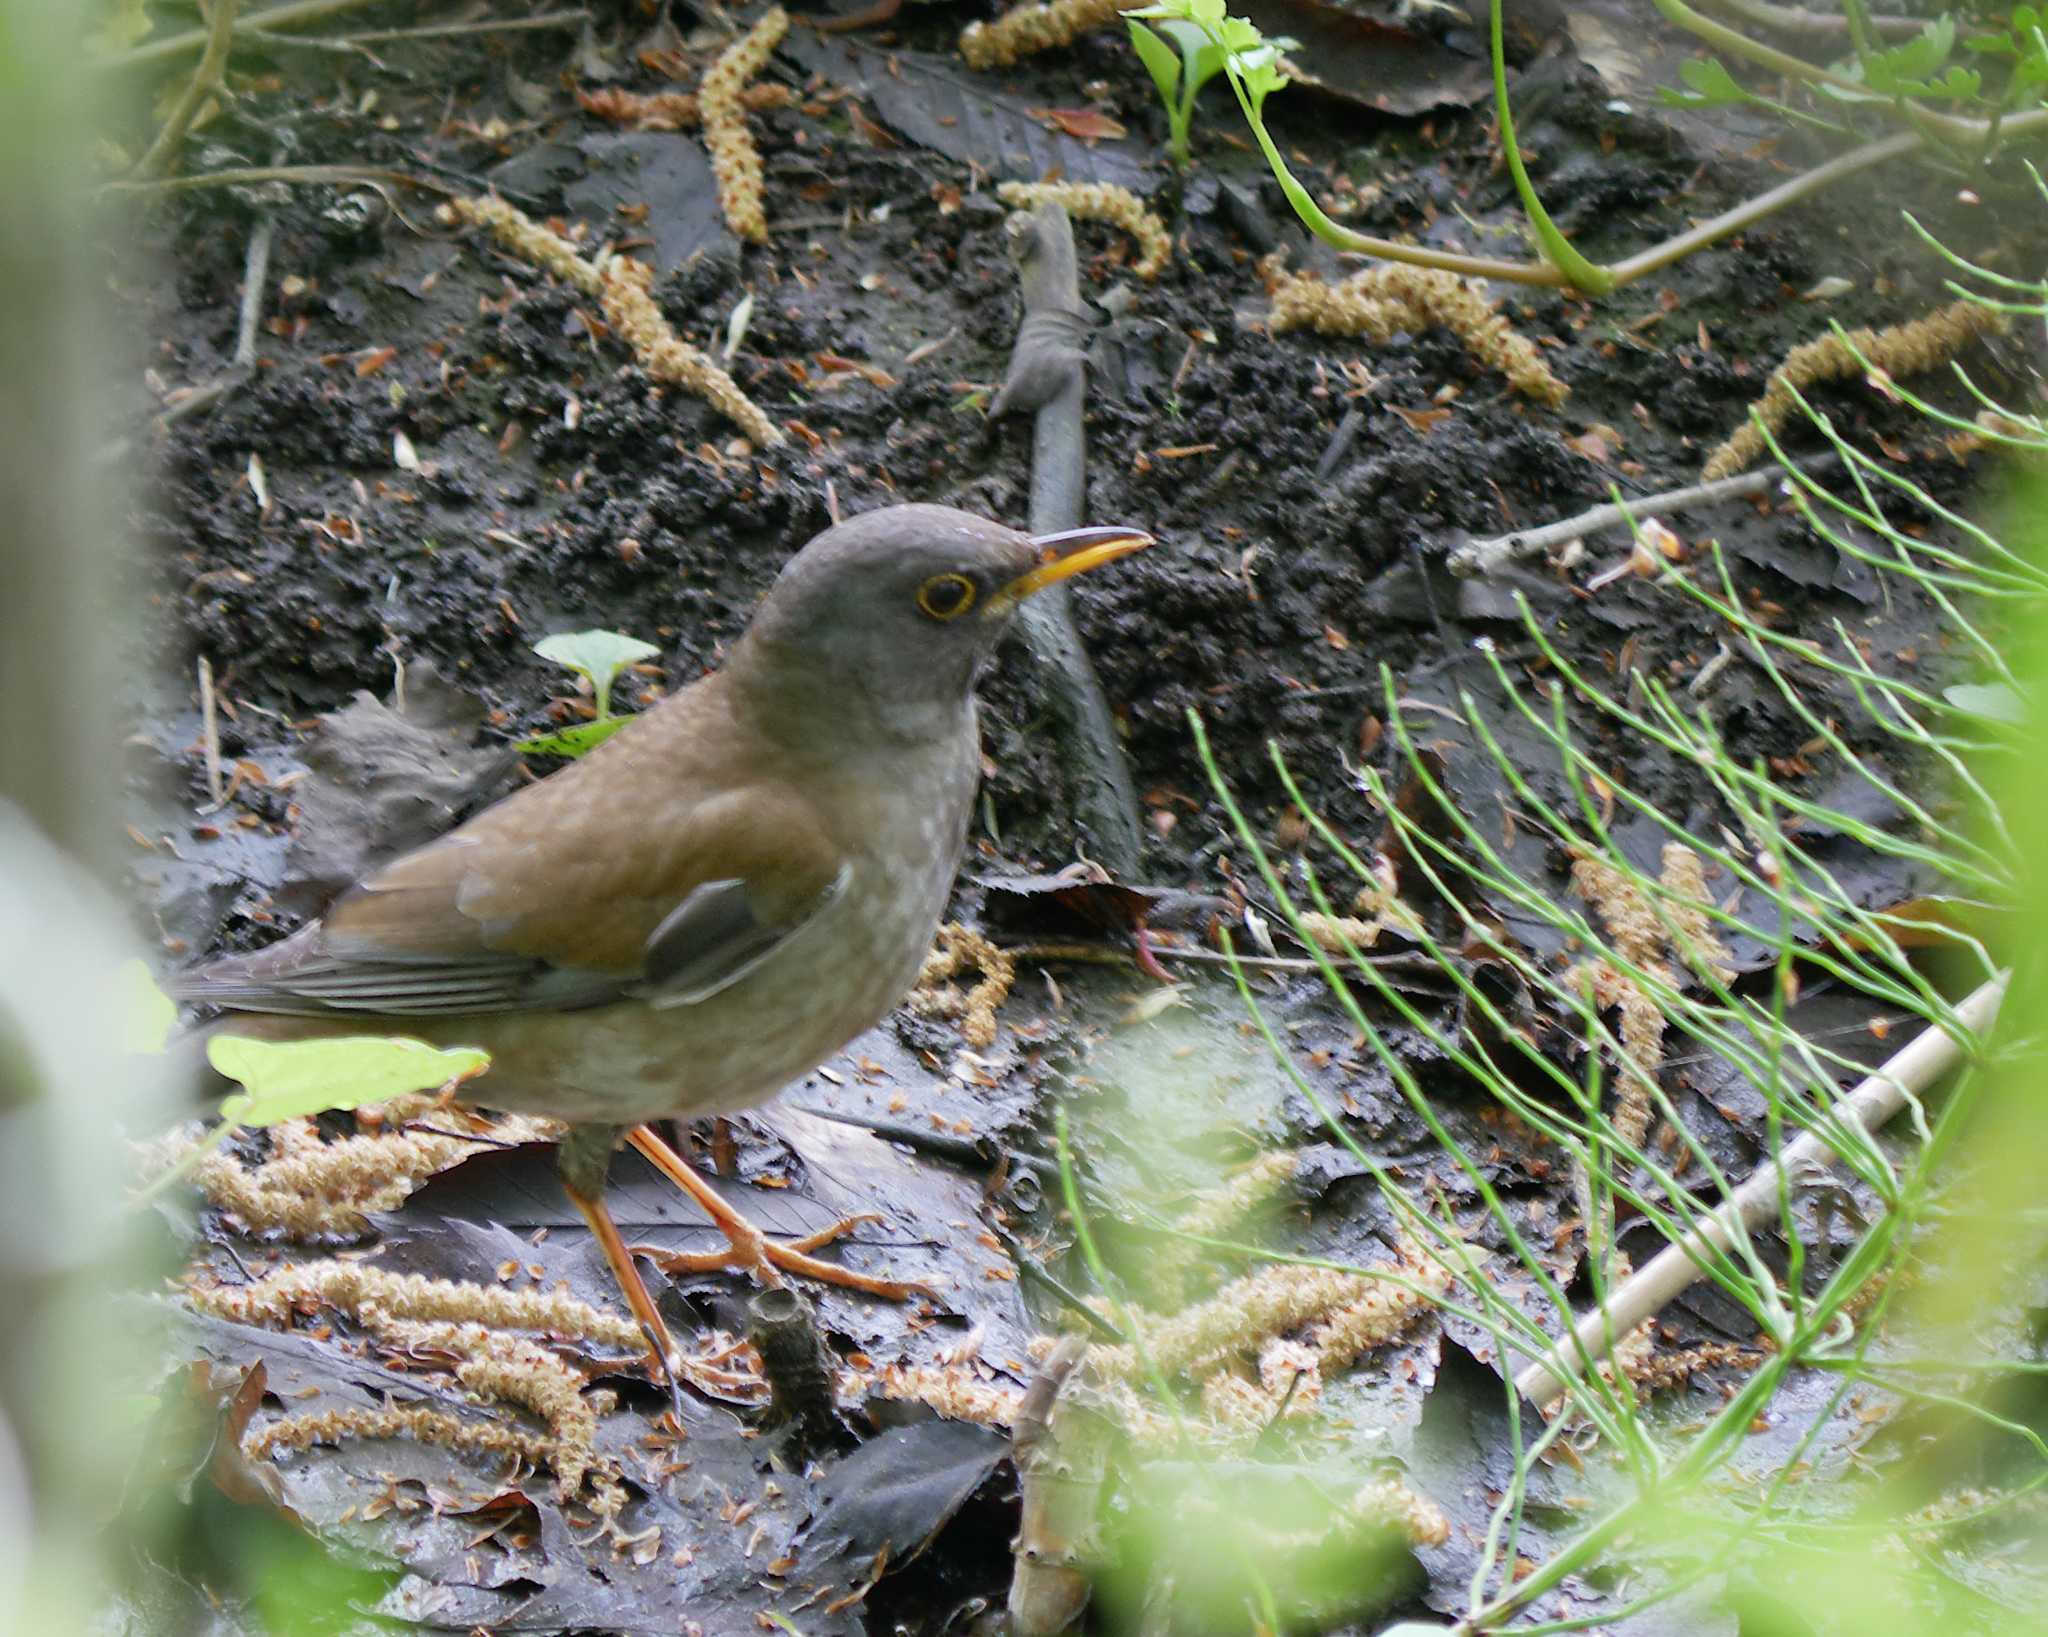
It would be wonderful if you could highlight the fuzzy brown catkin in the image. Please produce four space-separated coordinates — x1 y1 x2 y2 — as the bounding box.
1701 299 2008 480
700 7 789 244
577 81 793 132
995 179 1171 280
597 253 782 446
442 195 781 446
1263 253 1568 405
960 0 1143 70
908 922 1017 1047
188 1257 648 1351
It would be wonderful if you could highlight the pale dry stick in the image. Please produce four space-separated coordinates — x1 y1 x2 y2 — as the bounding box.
1448 465 1809 578
197 656 224 807
1699 0 1926 38
1514 971 2008 1409
133 0 241 178
105 163 449 199
161 213 274 427
103 0 415 73
310 8 590 45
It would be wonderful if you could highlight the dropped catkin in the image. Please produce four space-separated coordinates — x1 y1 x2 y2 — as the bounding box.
700 6 789 244
442 194 781 447
1701 298 2008 480
1263 252 1568 406
996 179 1171 280
960 0 1144 70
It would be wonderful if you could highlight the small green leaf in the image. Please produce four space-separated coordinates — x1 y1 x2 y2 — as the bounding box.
207 1034 490 1126
121 959 178 1055
517 717 635 759
1184 35 1230 97
1234 44 1291 109
1858 15 1956 93
1215 16 1265 54
531 629 660 718
1128 19 1182 103
1661 56 1747 108
88 0 154 54
1944 682 2028 724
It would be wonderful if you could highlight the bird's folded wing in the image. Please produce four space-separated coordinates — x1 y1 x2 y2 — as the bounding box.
181 776 850 1019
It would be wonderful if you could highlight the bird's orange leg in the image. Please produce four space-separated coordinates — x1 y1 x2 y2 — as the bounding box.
625 1123 933 1301
563 1178 684 1376
556 1123 685 1400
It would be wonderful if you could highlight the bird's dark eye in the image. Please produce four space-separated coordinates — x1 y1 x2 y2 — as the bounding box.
915 572 977 621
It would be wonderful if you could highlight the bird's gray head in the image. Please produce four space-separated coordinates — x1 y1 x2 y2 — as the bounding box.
733 504 1149 742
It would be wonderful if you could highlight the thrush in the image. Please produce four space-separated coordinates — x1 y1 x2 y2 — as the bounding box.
167 503 1150 1386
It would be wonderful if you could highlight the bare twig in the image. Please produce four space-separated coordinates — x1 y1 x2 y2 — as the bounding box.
1514 971 2008 1409
993 201 1146 871
102 0 391 73
1448 464 1817 578
316 8 590 45
133 0 241 179
105 162 452 199
160 213 273 426
197 655 224 807
1697 0 1924 37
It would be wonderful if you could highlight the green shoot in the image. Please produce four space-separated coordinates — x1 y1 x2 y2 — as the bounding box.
519 628 660 758
1483 0 1610 292
1128 0 2048 291
1127 12 1292 169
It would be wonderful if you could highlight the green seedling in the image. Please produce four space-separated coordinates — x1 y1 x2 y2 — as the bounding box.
1127 12 1292 169
519 628 661 759
1134 0 2048 292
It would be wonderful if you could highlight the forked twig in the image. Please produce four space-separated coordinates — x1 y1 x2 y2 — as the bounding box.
133 0 241 178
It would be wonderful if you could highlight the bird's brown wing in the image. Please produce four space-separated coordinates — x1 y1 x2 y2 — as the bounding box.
175 709 850 1018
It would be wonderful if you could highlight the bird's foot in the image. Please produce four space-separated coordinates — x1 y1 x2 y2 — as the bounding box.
635 1211 930 1300
626 1123 935 1301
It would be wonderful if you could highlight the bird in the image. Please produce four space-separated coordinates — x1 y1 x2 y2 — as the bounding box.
166 504 1149 1389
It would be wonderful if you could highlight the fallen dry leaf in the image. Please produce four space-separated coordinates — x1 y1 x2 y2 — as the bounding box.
1028 107 1127 143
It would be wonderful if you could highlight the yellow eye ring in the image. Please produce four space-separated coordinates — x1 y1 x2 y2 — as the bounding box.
916 572 977 620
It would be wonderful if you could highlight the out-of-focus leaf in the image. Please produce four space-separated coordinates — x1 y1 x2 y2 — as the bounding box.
1944 681 2026 724
207 1034 489 1126
123 959 179 1054
1661 56 1748 108
89 0 153 54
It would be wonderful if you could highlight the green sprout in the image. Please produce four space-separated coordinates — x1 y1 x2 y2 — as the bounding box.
519 628 661 759
1131 0 2048 292
1126 6 1293 169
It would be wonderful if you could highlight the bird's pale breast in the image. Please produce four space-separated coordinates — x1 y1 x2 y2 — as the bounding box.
401 727 978 1125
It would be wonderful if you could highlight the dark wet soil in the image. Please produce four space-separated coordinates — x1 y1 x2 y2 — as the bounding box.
112 1 2043 1631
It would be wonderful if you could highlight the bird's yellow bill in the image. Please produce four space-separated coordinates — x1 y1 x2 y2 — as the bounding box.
989 526 1152 613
